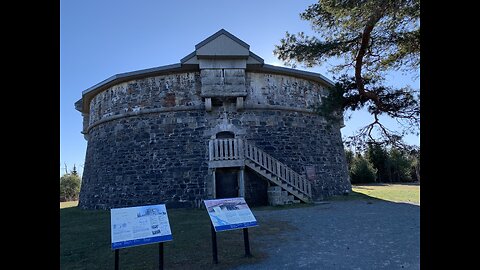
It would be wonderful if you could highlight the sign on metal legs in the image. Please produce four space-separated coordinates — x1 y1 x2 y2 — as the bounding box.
110 204 173 269
204 197 258 232
204 197 257 263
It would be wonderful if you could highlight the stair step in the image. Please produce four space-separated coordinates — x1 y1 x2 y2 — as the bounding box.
244 151 311 204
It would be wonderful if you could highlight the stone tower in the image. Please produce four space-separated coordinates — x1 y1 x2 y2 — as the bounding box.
75 29 351 210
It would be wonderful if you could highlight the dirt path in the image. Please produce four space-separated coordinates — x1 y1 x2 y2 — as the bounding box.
233 200 420 270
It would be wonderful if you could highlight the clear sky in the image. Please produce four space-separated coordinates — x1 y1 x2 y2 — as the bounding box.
60 0 419 176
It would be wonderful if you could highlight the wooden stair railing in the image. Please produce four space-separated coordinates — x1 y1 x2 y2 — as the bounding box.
208 139 312 203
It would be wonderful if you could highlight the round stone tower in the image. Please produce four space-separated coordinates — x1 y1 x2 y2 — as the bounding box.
75 29 351 210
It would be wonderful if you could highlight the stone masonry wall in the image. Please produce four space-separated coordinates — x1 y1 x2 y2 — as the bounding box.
88 72 202 126
244 169 269 207
79 70 350 209
204 104 351 200
79 111 209 209
245 72 327 109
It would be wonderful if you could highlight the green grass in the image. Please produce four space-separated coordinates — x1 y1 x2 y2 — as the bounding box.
331 182 420 204
60 204 298 270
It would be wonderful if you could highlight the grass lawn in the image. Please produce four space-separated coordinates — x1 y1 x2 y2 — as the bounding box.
60 203 300 270
331 182 420 204
61 183 418 269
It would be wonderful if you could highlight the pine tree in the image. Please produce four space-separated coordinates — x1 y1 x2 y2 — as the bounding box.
274 0 420 149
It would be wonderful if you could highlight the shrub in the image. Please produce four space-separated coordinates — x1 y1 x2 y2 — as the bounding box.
60 173 81 202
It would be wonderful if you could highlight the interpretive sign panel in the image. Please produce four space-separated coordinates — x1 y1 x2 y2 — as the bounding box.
110 204 172 249
204 197 258 232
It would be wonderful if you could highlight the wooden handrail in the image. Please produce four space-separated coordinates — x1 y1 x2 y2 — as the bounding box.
208 139 312 199
209 138 244 161
244 142 311 198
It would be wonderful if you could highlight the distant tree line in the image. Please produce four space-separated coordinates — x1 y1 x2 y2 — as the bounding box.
60 164 81 202
345 143 420 184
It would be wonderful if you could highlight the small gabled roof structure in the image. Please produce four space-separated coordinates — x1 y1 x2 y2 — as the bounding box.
181 29 264 65
196 29 250 50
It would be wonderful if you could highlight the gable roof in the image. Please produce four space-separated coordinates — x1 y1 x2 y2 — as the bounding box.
195 29 249 50
181 28 258 63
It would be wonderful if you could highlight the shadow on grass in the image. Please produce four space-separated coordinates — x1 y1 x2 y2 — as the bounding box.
60 205 302 270
61 188 419 270
352 186 375 190
252 202 315 211
328 190 380 202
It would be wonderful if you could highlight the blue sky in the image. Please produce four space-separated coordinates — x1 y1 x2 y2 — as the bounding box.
60 0 419 176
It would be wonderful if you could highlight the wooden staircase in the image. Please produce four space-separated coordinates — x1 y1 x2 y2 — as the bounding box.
208 138 312 203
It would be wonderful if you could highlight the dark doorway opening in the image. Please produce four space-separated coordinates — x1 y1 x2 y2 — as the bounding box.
215 168 238 198
244 168 269 206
